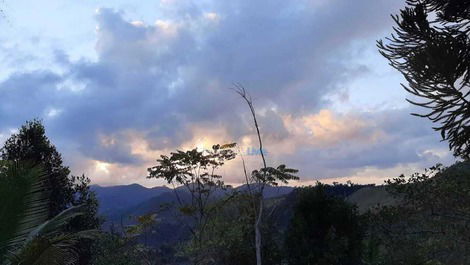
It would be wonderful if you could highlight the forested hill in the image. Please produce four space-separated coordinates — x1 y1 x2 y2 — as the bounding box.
92 182 375 244
91 184 171 216
92 182 372 221
92 184 295 218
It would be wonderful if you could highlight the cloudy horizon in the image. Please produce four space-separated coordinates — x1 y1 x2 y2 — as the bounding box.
0 0 456 187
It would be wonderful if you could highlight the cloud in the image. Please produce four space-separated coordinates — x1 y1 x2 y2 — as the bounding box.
282 110 377 148
0 0 452 186
271 107 455 180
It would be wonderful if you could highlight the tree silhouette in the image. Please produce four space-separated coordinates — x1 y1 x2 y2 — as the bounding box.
232 84 299 265
147 143 237 264
1 120 75 217
1 120 100 263
285 184 364 265
378 0 470 158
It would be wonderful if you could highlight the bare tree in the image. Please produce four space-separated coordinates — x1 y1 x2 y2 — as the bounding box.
232 84 299 265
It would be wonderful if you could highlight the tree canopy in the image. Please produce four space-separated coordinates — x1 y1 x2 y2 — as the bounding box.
1 120 100 264
284 184 364 265
1 120 74 216
0 161 98 265
367 162 470 264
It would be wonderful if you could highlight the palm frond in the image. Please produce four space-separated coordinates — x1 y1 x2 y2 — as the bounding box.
0 161 49 253
6 229 99 265
26 205 87 241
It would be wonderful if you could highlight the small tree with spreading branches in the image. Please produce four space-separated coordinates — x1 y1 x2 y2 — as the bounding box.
147 143 237 264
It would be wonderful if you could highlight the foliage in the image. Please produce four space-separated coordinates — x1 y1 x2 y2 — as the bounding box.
90 232 143 265
147 143 237 264
125 213 158 246
90 231 162 265
377 4 470 260
367 162 470 264
69 174 102 231
378 0 470 158
232 85 300 191
1 120 101 264
91 212 176 265
251 165 300 187
0 161 49 258
328 181 372 198
1 120 100 228
68 175 102 264
0 161 98 265
6 206 98 265
1 120 74 216
148 143 236 189
180 193 255 265
183 193 284 265
284 184 364 265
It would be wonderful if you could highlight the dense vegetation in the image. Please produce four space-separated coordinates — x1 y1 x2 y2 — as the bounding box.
0 158 99 264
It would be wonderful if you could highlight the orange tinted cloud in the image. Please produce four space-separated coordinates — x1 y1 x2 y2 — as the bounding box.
282 109 382 148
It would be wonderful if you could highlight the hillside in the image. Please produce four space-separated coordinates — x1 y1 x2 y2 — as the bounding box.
92 183 377 248
91 184 171 216
346 185 397 214
93 184 295 221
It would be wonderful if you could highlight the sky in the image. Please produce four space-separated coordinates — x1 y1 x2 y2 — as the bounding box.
0 0 456 187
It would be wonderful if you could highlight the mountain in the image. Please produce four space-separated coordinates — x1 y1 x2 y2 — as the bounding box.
91 183 171 216
91 182 377 247
91 183 296 247
92 182 388 224
236 184 294 198
93 183 381 226
346 185 397 213
95 184 292 223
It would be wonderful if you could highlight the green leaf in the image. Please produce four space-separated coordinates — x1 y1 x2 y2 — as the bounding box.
0 161 49 254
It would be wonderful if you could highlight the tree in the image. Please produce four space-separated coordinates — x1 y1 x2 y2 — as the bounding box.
184 193 256 265
90 232 144 265
0 161 98 265
378 0 470 158
367 162 470 264
147 143 237 264
232 84 299 265
184 192 284 265
1 120 72 216
91 214 161 265
1 120 100 264
0 161 49 259
1 120 99 223
284 184 364 265
68 174 101 231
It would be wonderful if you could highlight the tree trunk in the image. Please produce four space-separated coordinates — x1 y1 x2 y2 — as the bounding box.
255 194 263 265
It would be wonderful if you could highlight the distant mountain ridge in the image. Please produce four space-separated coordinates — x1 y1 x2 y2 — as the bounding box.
92 183 295 219
90 183 171 216
92 182 386 221
91 183 297 245
91 182 381 247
